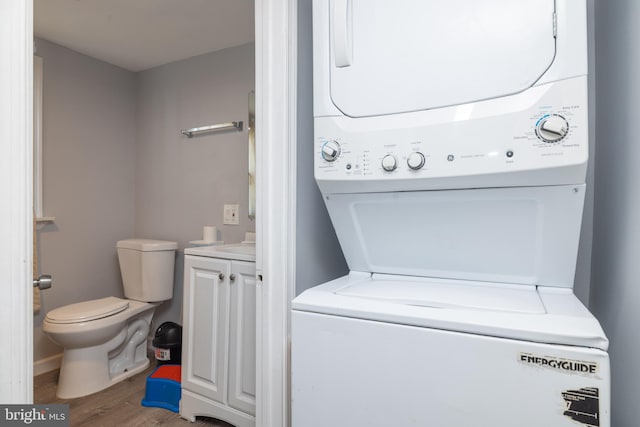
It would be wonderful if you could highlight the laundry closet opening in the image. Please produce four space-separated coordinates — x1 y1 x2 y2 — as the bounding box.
32 0 256 422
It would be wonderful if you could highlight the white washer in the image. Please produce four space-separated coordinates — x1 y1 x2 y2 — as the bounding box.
292 1 609 426
293 275 608 426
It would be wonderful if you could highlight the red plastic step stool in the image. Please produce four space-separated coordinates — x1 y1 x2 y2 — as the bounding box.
141 364 181 413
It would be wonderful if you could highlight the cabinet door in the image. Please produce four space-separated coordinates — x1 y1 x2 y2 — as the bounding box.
182 255 231 403
227 260 257 415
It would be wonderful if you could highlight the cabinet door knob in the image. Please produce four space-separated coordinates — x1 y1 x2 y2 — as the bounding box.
230 274 236 282
219 273 225 281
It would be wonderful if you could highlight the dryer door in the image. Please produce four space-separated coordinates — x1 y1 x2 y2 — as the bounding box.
329 0 557 117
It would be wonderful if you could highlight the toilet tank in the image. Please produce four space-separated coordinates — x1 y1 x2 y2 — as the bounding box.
116 239 178 302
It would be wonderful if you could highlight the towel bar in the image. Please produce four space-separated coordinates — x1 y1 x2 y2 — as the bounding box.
181 121 243 138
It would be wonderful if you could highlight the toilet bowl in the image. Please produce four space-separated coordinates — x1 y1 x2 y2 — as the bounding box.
42 239 178 399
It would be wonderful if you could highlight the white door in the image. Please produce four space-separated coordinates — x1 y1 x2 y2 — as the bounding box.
327 0 557 117
182 256 231 403
0 0 34 403
228 260 258 415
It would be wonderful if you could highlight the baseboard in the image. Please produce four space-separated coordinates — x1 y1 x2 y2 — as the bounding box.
33 353 62 376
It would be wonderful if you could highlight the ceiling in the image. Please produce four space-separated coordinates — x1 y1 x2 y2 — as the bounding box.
34 0 255 72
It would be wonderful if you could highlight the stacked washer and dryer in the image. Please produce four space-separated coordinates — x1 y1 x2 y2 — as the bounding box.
292 1 610 426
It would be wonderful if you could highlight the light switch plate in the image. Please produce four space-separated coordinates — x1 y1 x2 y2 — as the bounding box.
223 204 240 225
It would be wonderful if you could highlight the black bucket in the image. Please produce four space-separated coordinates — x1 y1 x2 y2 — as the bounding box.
152 321 182 365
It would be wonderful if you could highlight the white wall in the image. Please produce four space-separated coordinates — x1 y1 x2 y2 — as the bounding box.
591 1 640 425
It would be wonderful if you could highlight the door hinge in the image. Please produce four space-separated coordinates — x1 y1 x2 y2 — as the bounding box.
553 12 557 38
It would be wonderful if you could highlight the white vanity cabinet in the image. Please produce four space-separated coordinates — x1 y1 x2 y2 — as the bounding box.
180 244 257 427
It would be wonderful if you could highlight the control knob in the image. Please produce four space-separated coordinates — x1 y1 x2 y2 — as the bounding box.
381 154 398 172
537 115 569 143
321 140 341 162
407 152 425 170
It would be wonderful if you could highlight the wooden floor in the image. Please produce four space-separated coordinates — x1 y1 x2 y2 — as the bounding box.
34 363 234 427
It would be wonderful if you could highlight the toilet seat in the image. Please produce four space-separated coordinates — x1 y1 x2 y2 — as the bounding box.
45 297 129 324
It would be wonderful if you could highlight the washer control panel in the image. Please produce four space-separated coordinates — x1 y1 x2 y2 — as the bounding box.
315 78 587 185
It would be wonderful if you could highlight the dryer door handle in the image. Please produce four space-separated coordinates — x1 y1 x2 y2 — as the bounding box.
333 0 352 67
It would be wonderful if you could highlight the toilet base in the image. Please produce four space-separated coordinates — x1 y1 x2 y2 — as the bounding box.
54 309 155 399
57 352 150 399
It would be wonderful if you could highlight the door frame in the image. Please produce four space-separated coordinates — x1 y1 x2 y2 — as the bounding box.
0 0 34 403
255 0 297 426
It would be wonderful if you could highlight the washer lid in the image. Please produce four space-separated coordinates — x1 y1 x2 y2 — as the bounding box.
293 273 609 351
45 297 129 324
337 278 545 314
329 0 557 117
323 186 584 288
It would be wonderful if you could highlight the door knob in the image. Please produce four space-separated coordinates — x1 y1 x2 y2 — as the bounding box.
229 274 236 282
33 274 52 290
219 273 225 281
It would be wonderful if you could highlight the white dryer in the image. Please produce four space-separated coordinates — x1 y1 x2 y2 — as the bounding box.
292 1 609 426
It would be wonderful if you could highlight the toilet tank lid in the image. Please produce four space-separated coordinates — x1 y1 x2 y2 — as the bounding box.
117 239 178 251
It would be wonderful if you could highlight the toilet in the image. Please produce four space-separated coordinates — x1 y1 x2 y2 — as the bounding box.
42 238 178 399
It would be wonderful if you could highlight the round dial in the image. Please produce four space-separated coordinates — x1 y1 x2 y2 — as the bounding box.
407 152 425 170
536 115 569 143
321 140 341 162
381 154 397 172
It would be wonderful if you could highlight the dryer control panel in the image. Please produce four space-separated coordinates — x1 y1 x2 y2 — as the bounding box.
315 77 588 193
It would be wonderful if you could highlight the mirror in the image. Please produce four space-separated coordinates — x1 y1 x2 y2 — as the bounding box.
248 90 256 220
